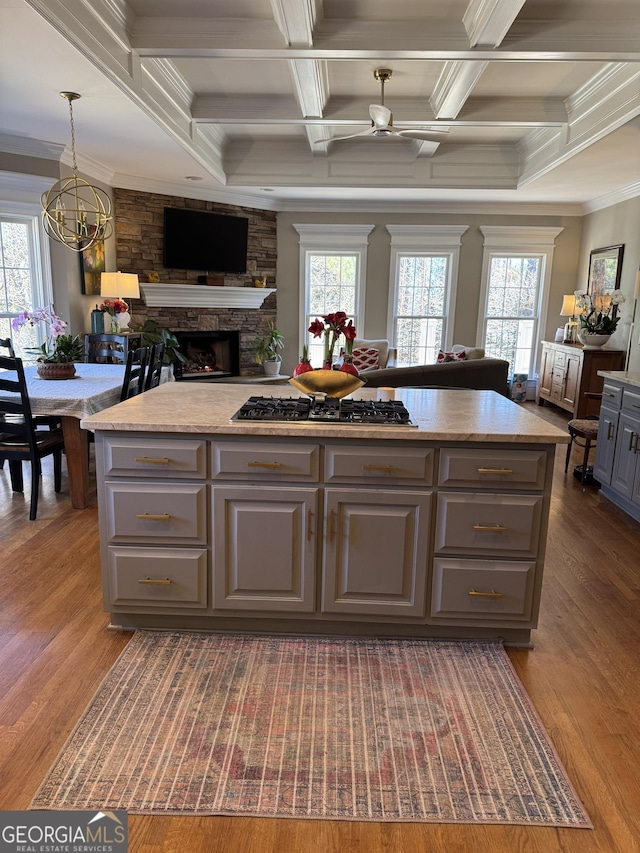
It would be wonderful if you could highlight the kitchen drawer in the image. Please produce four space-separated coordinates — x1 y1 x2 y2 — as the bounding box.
553 351 566 367
104 482 207 544
621 387 640 416
434 492 543 558
103 436 207 478
107 546 207 608
211 441 319 481
438 449 546 490
324 445 434 485
430 558 535 621
601 382 622 410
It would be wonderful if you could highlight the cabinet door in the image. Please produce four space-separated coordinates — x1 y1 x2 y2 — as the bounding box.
610 413 640 499
212 486 318 612
321 488 432 617
562 353 581 410
593 406 618 486
538 345 554 399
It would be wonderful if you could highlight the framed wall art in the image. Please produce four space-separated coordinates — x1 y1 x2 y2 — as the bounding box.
587 244 624 312
79 227 106 295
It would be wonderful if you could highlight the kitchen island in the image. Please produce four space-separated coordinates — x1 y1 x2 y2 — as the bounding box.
83 384 569 646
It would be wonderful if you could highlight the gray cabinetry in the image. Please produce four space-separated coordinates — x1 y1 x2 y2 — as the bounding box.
212 485 318 612
594 376 640 523
321 488 432 617
97 430 554 643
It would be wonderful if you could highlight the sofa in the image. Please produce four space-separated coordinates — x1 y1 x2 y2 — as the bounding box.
358 344 510 397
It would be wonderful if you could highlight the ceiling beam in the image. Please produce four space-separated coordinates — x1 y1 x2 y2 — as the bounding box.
463 0 527 47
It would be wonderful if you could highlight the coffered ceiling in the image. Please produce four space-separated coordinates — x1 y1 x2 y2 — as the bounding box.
1 0 639 211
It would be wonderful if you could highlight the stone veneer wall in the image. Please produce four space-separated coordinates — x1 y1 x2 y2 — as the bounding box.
113 188 277 375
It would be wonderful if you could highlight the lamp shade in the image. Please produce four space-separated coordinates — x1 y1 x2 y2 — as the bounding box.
559 294 577 316
101 271 140 299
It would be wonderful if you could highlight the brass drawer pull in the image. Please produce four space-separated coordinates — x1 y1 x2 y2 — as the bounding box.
477 468 513 475
468 589 504 599
632 403 640 410
362 464 399 472
136 513 171 521
472 524 508 532
135 456 170 464
307 509 314 542
603 392 616 398
247 461 282 469
138 577 172 586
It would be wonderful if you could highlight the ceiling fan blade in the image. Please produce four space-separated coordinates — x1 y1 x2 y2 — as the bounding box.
395 128 450 142
315 127 375 144
369 104 392 129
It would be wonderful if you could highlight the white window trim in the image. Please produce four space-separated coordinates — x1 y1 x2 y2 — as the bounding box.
476 226 564 376
386 225 468 353
293 223 374 350
0 200 54 347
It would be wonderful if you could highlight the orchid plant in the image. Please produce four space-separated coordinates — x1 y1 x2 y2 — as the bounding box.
574 289 625 334
11 307 83 363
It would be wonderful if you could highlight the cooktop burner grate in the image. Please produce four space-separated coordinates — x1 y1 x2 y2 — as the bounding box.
230 396 416 426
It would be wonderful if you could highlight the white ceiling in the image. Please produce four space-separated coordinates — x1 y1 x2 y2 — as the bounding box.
1 0 639 213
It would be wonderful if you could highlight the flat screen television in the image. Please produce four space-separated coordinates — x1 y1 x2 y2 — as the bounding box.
163 207 249 273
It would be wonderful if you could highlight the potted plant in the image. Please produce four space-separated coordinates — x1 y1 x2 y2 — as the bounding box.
12 307 84 379
254 321 284 375
133 319 188 371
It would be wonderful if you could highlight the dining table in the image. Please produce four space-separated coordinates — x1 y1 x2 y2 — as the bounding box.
16 363 130 509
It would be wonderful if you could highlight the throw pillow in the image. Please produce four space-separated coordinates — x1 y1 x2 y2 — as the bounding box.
353 338 389 368
352 346 380 372
452 344 485 360
436 349 467 363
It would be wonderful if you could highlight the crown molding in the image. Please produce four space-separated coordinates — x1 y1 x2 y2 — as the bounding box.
0 133 64 161
582 179 640 214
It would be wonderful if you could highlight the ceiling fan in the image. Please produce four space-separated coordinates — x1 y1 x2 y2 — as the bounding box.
316 68 449 145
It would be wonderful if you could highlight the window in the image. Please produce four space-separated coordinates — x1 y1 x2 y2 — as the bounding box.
294 224 373 366
387 226 468 366
478 227 563 377
0 202 52 361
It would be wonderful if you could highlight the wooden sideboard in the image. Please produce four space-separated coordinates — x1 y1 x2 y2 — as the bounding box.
537 341 624 419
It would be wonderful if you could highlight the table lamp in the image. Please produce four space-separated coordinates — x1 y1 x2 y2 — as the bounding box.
560 294 577 343
100 272 140 332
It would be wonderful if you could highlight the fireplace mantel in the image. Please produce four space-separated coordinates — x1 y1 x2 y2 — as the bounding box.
140 283 275 309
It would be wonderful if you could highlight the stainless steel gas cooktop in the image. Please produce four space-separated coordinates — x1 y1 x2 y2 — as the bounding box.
230 396 416 426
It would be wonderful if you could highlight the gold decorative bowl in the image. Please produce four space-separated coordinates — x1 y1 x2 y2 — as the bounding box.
289 369 365 399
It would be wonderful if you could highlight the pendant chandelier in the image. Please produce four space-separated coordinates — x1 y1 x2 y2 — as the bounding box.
41 92 113 252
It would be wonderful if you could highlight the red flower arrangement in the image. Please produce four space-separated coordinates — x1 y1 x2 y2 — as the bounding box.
99 297 129 316
308 312 357 369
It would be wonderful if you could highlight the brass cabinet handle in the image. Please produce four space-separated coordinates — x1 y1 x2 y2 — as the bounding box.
472 524 508 532
138 577 172 585
477 468 513 475
362 464 399 472
134 456 170 464
306 509 314 542
247 461 282 469
629 432 636 453
607 422 614 440
603 392 616 397
328 509 336 541
136 513 171 521
468 589 504 599
633 403 640 410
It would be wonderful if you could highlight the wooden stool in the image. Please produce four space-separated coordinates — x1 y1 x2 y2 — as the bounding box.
565 418 599 486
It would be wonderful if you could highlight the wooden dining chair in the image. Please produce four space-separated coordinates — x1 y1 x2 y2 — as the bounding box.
143 343 165 391
85 334 127 364
121 346 149 401
0 355 66 520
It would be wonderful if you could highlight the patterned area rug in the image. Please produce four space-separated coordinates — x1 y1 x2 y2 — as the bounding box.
31 633 591 826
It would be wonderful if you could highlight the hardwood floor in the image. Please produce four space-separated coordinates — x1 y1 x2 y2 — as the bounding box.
1 402 639 853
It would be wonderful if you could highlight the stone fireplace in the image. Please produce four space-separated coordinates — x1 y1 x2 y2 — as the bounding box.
113 188 278 377
173 330 240 380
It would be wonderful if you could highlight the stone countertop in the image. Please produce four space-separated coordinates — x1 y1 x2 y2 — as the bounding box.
598 371 640 389
82 384 569 444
